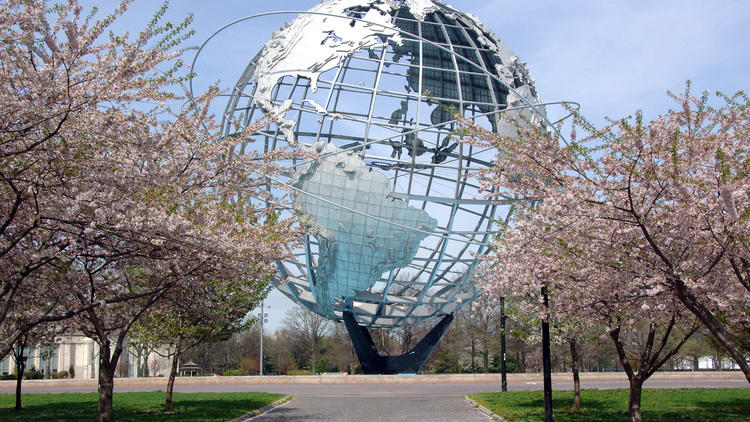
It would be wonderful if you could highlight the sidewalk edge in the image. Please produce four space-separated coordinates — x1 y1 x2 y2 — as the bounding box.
464 394 506 421
232 394 295 421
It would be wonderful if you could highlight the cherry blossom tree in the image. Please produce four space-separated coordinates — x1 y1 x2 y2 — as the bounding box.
0 0 190 359
483 187 700 421
130 277 269 411
464 86 750 382
48 84 297 420
462 87 749 421
1 2 304 421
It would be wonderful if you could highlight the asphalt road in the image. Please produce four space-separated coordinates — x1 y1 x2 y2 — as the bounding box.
252 396 491 422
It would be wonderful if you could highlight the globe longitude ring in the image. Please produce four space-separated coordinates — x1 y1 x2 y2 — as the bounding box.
206 1 554 337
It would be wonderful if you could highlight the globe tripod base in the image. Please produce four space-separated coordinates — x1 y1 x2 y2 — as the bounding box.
343 310 454 374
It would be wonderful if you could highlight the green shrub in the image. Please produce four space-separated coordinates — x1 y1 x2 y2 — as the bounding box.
52 370 69 379
223 369 249 376
315 358 329 375
23 369 44 379
433 351 459 373
490 354 519 373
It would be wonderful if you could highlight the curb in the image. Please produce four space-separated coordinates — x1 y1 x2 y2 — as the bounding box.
464 395 505 422
1 371 744 389
230 394 294 421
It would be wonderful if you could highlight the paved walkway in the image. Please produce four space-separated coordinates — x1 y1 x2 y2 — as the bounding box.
252 396 491 421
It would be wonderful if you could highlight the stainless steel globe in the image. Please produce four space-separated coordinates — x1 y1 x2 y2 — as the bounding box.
220 0 547 329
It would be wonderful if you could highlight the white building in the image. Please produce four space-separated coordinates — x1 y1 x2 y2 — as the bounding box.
698 355 743 370
0 334 172 379
670 355 744 371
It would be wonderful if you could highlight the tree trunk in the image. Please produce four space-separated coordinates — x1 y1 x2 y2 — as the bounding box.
14 350 25 411
45 351 51 379
569 339 581 411
311 338 316 375
627 377 644 422
96 339 124 422
97 358 115 422
165 338 182 412
141 351 149 377
470 341 476 372
380 330 388 355
610 317 699 422
134 349 141 377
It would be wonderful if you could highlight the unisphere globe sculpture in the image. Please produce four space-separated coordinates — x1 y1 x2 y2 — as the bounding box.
220 1 546 359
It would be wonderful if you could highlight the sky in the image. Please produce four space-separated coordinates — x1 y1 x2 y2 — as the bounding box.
100 0 750 331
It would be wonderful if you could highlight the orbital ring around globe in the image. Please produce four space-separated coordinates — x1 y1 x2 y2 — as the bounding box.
190 10 578 138
194 1 577 329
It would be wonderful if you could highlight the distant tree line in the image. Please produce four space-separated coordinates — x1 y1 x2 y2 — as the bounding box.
182 304 737 377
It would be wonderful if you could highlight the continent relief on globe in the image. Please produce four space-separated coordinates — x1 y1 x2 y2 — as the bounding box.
291 143 437 313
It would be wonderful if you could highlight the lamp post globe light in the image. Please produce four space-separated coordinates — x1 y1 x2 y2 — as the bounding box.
217 0 549 374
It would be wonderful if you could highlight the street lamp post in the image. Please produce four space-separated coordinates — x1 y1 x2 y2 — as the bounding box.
258 301 269 376
541 286 554 422
500 296 507 392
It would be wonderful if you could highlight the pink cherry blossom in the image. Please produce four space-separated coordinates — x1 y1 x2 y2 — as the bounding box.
461 86 750 421
1 2 307 421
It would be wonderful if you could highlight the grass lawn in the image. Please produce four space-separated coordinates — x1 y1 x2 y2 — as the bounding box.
469 388 750 422
0 391 286 421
